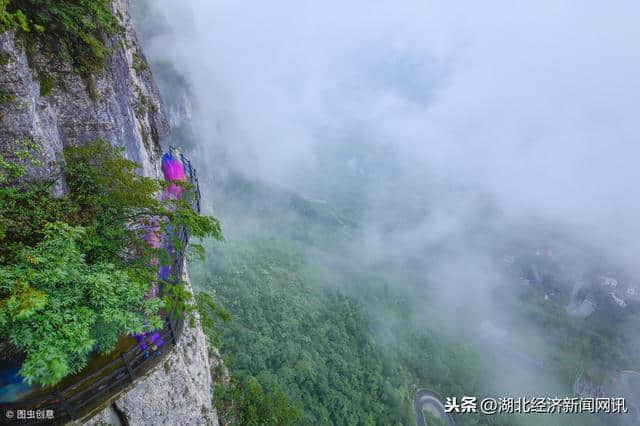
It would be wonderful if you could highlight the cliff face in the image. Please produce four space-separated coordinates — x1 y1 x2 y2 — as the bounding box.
0 0 167 181
0 1 218 424
84 266 219 426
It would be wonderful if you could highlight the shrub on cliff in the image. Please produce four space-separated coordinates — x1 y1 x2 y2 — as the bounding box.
1 0 120 77
0 222 164 386
0 139 221 386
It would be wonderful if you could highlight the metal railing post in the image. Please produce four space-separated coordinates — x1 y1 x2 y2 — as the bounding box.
167 313 177 343
121 353 135 382
55 391 75 420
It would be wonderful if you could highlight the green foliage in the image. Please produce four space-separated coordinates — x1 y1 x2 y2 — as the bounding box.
0 87 15 104
0 140 55 261
0 0 28 32
197 291 300 425
0 223 162 385
1 0 121 77
0 51 11 65
506 282 634 385
132 52 148 75
0 139 221 386
62 141 162 263
214 375 302 426
195 242 417 425
0 137 41 185
161 279 195 318
190 175 513 426
62 140 221 265
37 70 54 96
190 168 631 426
197 291 230 325
0 180 69 264
199 289 303 426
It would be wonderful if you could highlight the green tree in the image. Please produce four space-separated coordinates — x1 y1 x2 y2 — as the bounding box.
0 222 163 386
0 139 222 386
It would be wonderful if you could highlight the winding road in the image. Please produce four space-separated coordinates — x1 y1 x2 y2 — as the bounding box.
414 389 454 426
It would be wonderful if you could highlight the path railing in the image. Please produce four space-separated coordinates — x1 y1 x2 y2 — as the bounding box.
0 151 200 425
171 145 201 214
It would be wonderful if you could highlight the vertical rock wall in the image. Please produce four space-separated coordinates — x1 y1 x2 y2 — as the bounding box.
83 266 219 426
0 0 167 180
0 0 219 424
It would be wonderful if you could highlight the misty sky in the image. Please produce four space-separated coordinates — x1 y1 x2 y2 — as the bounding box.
147 0 640 272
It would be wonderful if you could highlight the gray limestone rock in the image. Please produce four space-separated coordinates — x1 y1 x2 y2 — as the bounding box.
83 267 219 426
0 0 220 424
0 0 168 180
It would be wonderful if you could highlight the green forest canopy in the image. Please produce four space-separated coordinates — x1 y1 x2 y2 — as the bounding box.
192 175 628 426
